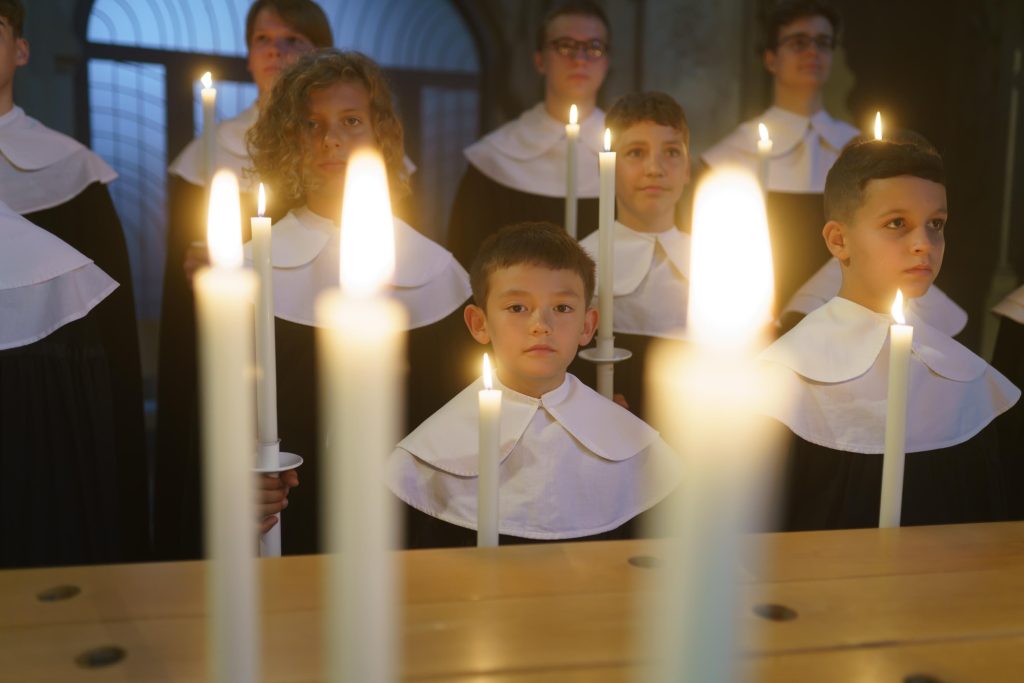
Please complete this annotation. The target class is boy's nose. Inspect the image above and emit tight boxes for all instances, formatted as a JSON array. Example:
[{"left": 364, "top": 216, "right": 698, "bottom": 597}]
[{"left": 530, "top": 310, "right": 553, "bottom": 333}]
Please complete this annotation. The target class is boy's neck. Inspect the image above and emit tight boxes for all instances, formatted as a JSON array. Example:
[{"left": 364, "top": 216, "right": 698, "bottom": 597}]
[
  {"left": 305, "top": 190, "right": 342, "bottom": 225},
  {"left": 836, "top": 281, "right": 896, "bottom": 316},
  {"left": 544, "top": 92, "right": 596, "bottom": 124},
  {"left": 772, "top": 85, "right": 824, "bottom": 118},
  {"left": 616, "top": 203, "right": 675, "bottom": 234},
  {"left": 0, "top": 87, "right": 13, "bottom": 117},
  {"left": 496, "top": 368, "right": 566, "bottom": 399}
]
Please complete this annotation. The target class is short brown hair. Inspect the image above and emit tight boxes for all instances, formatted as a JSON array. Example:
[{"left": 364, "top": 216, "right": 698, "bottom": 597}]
[
  {"left": 0, "top": 0, "right": 24, "bottom": 38},
  {"left": 605, "top": 91, "right": 690, "bottom": 148},
  {"left": 470, "top": 222, "right": 596, "bottom": 308},
  {"left": 535, "top": 0, "right": 611, "bottom": 52},
  {"left": 247, "top": 49, "right": 408, "bottom": 208},
  {"left": 245, "top": 0, "right": 333, "bottom": 51},
  {"left": 761, "top": 0, "right": 841, "bottom": 53}
]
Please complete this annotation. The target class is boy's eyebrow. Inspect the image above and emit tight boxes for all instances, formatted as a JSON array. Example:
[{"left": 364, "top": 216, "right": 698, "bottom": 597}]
[
  {"left": 873, "top": 206, "right": 948, "bottom": 218},
  {"left": 494, "top": 288, "right": 582, "bottom": 298}
]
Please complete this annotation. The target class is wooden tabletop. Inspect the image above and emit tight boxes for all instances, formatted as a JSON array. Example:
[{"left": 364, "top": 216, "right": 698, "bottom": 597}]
[{"left": 2, "top": 521, "right": 1023, "bottom": 681}]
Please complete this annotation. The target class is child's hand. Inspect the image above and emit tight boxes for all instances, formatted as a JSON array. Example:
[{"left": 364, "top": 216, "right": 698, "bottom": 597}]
[
  {"left": 257, "top": 469, "right": 299, "bottom": 535},
  {"left": 613, "top": 393, "right": 630, "bottom": 411}
]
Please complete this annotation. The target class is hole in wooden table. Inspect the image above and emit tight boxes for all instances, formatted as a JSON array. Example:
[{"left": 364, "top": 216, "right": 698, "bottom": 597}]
[
  {"left": 627, "top": 555, "right": 661, "bottom": 569},
  {"left": 75, "top": 646, "right": 126, "bottom": 669},
  {"left": 36, "top": 585, "right": 80, "bottom": 602},
  {"left": 752, "top": 603, "right": 798, "bottom": 622}
]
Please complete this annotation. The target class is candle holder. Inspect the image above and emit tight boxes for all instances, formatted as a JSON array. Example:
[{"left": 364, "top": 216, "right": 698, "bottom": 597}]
[
  {"left": 578, "top": 336, "right": 632, "bottom": 400},
  {"left": 253, "top": 440, "right": 304, "bottom": 558}
]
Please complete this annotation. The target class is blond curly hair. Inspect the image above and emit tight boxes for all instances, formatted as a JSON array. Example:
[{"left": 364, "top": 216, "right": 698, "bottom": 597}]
[{"left": 247, "top": 49, "right": 409, "bottom": 208}]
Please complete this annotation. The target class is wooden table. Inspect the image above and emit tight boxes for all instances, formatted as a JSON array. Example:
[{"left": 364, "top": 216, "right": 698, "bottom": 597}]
[{"left": 2, "top": 521, "right": 1023, "bottom": 681}]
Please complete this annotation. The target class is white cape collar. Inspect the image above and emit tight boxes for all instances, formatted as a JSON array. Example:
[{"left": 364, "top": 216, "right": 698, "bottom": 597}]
[
  {"left": 0, "top": 200, "right": 94, "bottom": 288},
  {"left": 993, "top": 284, "right": 1024, "bottom": 325},
  {"left": 168, "top": 105, "right": 258, "bottom": 189},
  {"left": 580, "top": 222, "right": 690, "bottom": 296},
  {"left": 705, "top": 107, "right": 859, "bottom": 162},
  {"left": 464, "top": 102, "right": 604, "bottom": 197}
]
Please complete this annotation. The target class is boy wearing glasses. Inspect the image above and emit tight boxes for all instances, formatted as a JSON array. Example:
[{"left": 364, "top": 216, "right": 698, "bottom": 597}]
[
  {"left": 447, "top": 0, "right": 611, "bottom": 268},
  {"left": 702, "top": 0, "right": 858, "bottom": 312}
]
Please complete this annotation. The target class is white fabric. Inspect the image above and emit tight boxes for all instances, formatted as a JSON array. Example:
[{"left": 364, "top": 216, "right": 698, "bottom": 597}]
[
  {"left": 0, "top": 106, "right": 117, "bottom": 213},
  {"left": 702, "top": 106, "right": 859, "bottom": 194},
  {"left": 0, "top": 201, "right": 117, "bottom": 349},
  {"left": 464, "top": 102, "right": 604, "bottom": 198},
  {"left": 782, "top": 258, "right": 968, "bottom": 336},
  {"left": 759, "top": 296, "right": 1020, "bottom": 454},
  {"left": 243, "top": 207, "right": 470, "bottom": 329},
  {"left": 579, "top": 222, "right": 690, "bottom": 339},
  {"left": 993, "top": 284, "right": 1024, "bottom": 324},
  {"left": 387, "top": 373, "right": 681, "bottom": 539}
]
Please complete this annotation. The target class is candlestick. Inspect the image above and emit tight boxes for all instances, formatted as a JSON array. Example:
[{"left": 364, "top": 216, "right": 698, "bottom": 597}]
[
  {"left": 317, "top": 148, "right": 403, "bottom": 683},
  {"left": 565, "top": 104, "right": 580, "bottom": 239},
  {"left": 477, "top": 353, "right": 501, "bottom": 547},
  {"left": 597, "top": 128, "right": 616, "bottom": 397},
  {"left": 194, "top": 169, "right": 258, "bottom": 683},
  {"left": 874, "top": 111, "right": 883, "bottom": 141},
  {"left": 201, "top": 72, "right": 217, "bottom": 184},
  {"left": 757, "top": 122, "right": 773, "bottom": 190},
  {"left": 880, "top": 289, "right": 912, "bottom": 528}
]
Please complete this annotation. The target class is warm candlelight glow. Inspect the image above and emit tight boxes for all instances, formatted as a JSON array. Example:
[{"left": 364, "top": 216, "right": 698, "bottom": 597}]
[
  {"left": 604, "top": 128, "right": 612, "bottom": 152},
  {"left": 339, "top": 148, "right": 395, "bottom": 297},
  {"left": 569, "top": 104, "right": 578, "bottom": 125},
  {"left": 207, "top": 170, "right": 243, "bottom": 269},
  {"left": 257, "top": 182, "right": 266, "bottom": 217},
  {"left": 891, "top": 289, "right": 906, "bottom": 325},
  {"left": 201, "top": 71, "right": 213, "bottom": 89},
  {"left": 482, "top": 353, "right": 493, "bottom": 390},
  {"left": 688, "top": 168, "right": 774, "bottom": 348},
  {"left": 874, "top": 111, "right": 883, "bottom": 140},
  {"left": 758, "top": 122, "right": 770, "bottom": 143}
]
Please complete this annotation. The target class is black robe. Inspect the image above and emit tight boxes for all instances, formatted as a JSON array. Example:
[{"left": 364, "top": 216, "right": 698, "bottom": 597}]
[
  {"left": 24, "top": 182, "right": 149, "bottom": 562},
  {"left": 991, "top": 317, "right": 1024, "bottom": 520}
]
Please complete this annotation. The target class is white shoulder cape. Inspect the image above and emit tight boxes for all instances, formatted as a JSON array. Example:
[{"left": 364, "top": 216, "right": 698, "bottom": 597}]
[{"left": 993, "top": 284, "right": 1024, "bottom": 324}]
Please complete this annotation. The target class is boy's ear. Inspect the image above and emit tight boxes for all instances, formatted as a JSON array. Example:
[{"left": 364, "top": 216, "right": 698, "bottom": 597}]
[
  {"left": 15, "top": 37, "right": 28, "bottom": 68},
  {"left": 532, "top": 50, "right": 546, "bottom": 76},
  {"left": 464, "top": 304, "right": 491, "bottom": 345},
  {"left": 763, "top": 49, "right": 776, "bottom": 75},
  {"left": 578, "top": 306, "right": 598, "bottom": 346},
  {"left": 822, "top": 220, "right": 850, "bottom": 262}
]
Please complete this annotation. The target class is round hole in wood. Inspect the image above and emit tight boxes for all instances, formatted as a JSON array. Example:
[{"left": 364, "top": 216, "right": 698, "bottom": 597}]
[
  {"left": 36, "top": 585, "right": 80, "bottom": 602},
  {"left": 75, "top": 646, "right": 126, "bottom": 669},
  {"left": 752, "top": 603, "right": 798, "bottom": 622},
  {"left": 627, "top": 555, "right": 661, "bottom": 569}
]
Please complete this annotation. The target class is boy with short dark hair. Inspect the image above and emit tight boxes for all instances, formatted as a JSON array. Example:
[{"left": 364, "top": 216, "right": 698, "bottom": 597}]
[
  {"left": 760, "top": 139, "right": 1020, "bottom": 530},
  {"left": 388, "top": 222, "right": 680, "bottom": 547}
]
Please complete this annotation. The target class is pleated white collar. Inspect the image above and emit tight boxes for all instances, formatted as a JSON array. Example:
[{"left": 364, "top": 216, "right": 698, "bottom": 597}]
[
  {"left": 580, "top": 221, "right": 690, "bottom": 295},
  {"left": 705, "top": 106, "right": 859, "bottom": 162},
  {"left": 994, "top": 284, "right": 1024, "bottom": 324}
]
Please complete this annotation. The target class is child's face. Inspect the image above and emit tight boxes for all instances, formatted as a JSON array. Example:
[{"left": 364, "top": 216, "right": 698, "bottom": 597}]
[
  {"left": 764, "top": 15, "right": 833, "bottom": 91},
  {"left": 300, "top": 80, "right": 375, "bottom": 197},
  {"left": 615, "top": 121, "right": 689, "bottom": 233},
  {"left": 828, "top": 176, "right": 947, "bottom": 312},
  {"left": 465, "top": 264, "right": 597, "bottom": 398},
  {"left": 534, "top": 14, "right": 609, "bottom": 107},
  {"left": 247, "top": 9, "right": 316, "bottom": 95},
  {"left": 0, "top": 16, "right": 28, "bottom": 98}
]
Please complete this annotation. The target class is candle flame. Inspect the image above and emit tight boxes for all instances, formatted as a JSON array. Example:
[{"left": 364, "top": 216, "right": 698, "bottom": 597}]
[
  {"left": 206, "top": 170, "right": 243, "bottom": 268},
  {"left": 758, "top": 122, "right": 770, "bottom": 143},
  {"left": 201, "top": 71, "right": 213, "bottom": 89},
  {"left": 257, "top": 182, "right": 266, "bottom": 217},
  {"left": 891, "top": 289, "right": 906, "bottom": 325},
  {"left": 569, "top": 104, "right": 578, "bottom": 125},
  {"left": 340, "top": 148, "right": 395, "bottom": 296},
  {"left": 482, "top": 353, "right": 493, "bottom": 389},
  {"left": 604, "top": 128, "right": 611, "bottom": 152},
  {"left": 874, "top": 111, "right": 883, "bottom": 140},
  {"left": 688, "top": 167, "right": 774, "bottom": 348}
]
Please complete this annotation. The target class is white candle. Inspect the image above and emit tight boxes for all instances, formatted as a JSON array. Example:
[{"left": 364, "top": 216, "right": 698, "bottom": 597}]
[
  {"left": 565, "top": 104, "right": 580, "bottom": 239},
  {"left": 194, "top": 170, "right": 259, "bottom": 683},
  {"left": 874, "top": 111, "right": 883, "bottom": 141},
  {"left": 317, "top": 149, "right": 403, "bottom": 683},
  {"left": 757, "top": 122, "right": 773, "bottom": 190},
  {"left": 477, "top": 353, "right": 501, "bottom": 547},
  {"left": 201, "top": 72, "right": 217, "bottom": 184},
  {"left": 880, "top": 289, "right": 912, "bottom": 528},
  {"left": 596, "top": 128, "right": 616, "bottom": 398}
]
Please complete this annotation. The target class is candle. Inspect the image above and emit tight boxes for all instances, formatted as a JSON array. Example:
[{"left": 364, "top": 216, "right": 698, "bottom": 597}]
[
  {"left": 477, "top": 353, "right": 501, "bottom": 547},
  {"left": 201, "top": 72, "right": 217, "bottom": 184},
  {"left": 880, "top": 289, "right": 912, "bottom": 528},
  {"left": 596, "top": 128, "right": 616, "bottom": 398},
  {"left": 317, "top": 148, "right": 403, "bottom": 683},
  {"left": 874, "top": 111, "right": 883, "bottom": 141},
  {"left": 565, "top": 104, "right": 580, "bottom": 239},
  {"left": 251, "top": 182, "right": 282, "bottom": 556},
  {"left": 194, "top": 170, "right": 259, "bottom": 683},
  {"left": 757, "top": 122, "right": 773, "bottom": 189}
]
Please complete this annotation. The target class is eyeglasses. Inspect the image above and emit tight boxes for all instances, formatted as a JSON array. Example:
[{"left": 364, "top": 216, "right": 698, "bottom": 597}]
[
  {"left": 547, "top": 37, "right": 609, "bottom": 61},
  {"left": 777, "top": 33, "right": 836, "bottom": 53}
]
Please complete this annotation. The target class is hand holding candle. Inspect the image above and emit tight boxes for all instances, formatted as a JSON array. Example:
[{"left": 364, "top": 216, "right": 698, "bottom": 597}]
[
  {"left": 477, "top": 353, "right": 501, "bottom": 547},
  {"left": 565, "top": 104, "right": 580, "bottom": 239},
  {"left": 880, "top": 289, "right": 912, "bottom": 528}
]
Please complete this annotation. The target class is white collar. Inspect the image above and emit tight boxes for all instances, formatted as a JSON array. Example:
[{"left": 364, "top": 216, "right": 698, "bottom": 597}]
[
  {"left": 0, "top": 200, "right": 93, "bottom": 288},
  {"left": 994, "top": 284, "right": 1024, "bottom": 324},
  {"left": 168, "top": 105, "right": 259, "bottom": 189},
  {"left": 580, "top": 222, "right": 690, "bottom": 296},
  {"left": 706, "top": 107, "right": 859, "bottom": 161},
  {"left": 464, "top": 102, "right": 605, "bottom": 197},
  {"left": 760, "top": 296, "right": 1020, "bottom": 453},
  {"left": 0, "top": 106, "right": 114, "bottom": 172},
  {"left": 781, "top": 258, "right": 968, "bottom": 336}
]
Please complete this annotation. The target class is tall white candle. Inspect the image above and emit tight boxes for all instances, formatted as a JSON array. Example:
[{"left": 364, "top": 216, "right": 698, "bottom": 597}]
[
  {"left": 880, "top": 289, "right": 912, "bottom": 528},
  {"left": 317, "top": 149, "right": 403, "bottom": 683},
  {"left": 200, "top": 72, "right": 217, "bottom": 184},
  {"left": 565, "top": 104, "right": 580, "bottom": 239},
  {"left": 757, "top": 122, "right": 773, "bottom": 190},
  {"left": 874, "top": 111, "right": 883, "bottom": 141},
  {"left": 194, "top": 170, "right": 259, "bottom": 683},
  {"left": 477, "top": 353, "right": 501, "bottom": 547},
  {"left": 596, "top": 128, "right": 616, "bottom": 398}
]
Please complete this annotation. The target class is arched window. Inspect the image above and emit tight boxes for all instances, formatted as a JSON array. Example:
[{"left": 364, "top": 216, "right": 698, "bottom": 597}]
[{"left": 82, "top": 0, "right": 482, "bottom": 320}]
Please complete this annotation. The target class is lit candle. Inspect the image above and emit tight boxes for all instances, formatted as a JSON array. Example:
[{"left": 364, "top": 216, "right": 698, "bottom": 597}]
[
  {"left": 565, "top": 104, "right": 580, "bottom": 239},
  {"left": 880, "top": 289, "right": 912, "bottom": 528},
  {"left": 194, "top": 170, "right": 259, "bottom": 683},
  {"left": 316, "top": 148, "right": 403, "bottom": 683},
  {"left": 596, "top": 128, "right": 616, "bottom": 398},
  {"left": 757, "top": 122, "right": 773, "bottom": 189},
  {"left": 200, "top": 72, "right": 217, "bottom": 183},
  {"left": 251, "top": 183, "right": 282, "bottom": 557},
  {"left": 477, "top": 353, "right": 501, "bottom": 547},
  {"left": 874, "top": 111, "right": 883, "bottom": 141}
]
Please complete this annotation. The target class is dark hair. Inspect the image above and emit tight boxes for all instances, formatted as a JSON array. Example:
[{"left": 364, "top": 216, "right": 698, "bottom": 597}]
[
  {"left": 606, "top": 91, "right": 690, "bottom": 148},
  {"left": 0, "top": 0, "right": 24, "bottom": 38},
  {"left": 761, "top": 0, "right": 840, "bottom": 52},
  {"left": 470, "top": 222, "right": 596, "bottom": 307},
  {"left": 535, "top": 0, "right": 611, "bottom": 52},
  {"left": 245, "top": 0, "right": 333, "bottom": 51},
  {"left": 823, "top": 139, "right": 945, "bottom": 222},
  {"left": 247, "top": 49, "right": 408, "bottom": 206}
]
